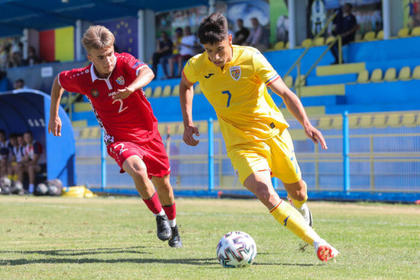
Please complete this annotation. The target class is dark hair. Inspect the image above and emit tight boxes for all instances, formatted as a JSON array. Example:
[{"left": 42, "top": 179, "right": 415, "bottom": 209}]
[{"left": 198, "top": 13, "right": 228, "bottom": 44}]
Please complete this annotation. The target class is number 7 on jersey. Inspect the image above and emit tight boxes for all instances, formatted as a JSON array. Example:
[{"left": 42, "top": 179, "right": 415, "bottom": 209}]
[{"left": 222, "top": 90, "right": 232, "bottom": 107}]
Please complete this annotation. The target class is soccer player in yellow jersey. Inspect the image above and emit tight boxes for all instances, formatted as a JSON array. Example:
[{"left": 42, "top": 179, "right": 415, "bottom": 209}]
[{"left": 179, "top": 13, "right": 339, "bottom": 262}]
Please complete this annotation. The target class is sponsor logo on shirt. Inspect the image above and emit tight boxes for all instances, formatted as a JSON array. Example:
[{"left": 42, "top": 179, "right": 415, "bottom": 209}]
[
  {"left": 91, "top": 89, "right": 99, "bottom": 98},
  {"left": 204, "top": 73, "right": 214, "bottom": 79},
  {"left": 116, "top": 76, "right": 125, "bottom": 85},
  {"left": 229, "top": 66, "right": 241, "bottom": 81}
]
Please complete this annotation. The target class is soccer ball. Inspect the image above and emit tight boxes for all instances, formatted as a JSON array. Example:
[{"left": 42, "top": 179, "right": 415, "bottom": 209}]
[{"left": 216, "top": 231, "right": 257, "bottom": 268}]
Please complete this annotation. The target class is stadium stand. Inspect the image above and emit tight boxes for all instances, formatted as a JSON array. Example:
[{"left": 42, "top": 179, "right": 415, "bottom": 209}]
[
  {"left": 398, "top": 27, "right": 410, "bottom": 38},
  {"left": 411, "top": 26, "right": 420, "bottom": 37},
  {"left": 383, "top": 68, "right": 396, "bottom": 82},
  {"left": 363, "top": 31, "right": 376, "bottom": 41},
  {"left": 301, "top": 38, "right": 312, "bottom": 48},
  {"left": 273, "top": 41, "right": 285, "bottom": 50},
  {"left": 313, "top": 37, "right": 325, "bottom": 46},
  {"left": 370, "top": 68, "right": 383, "bottom": 82},
  {"left": 398, "top": 66, "right": 411, "bottom": 81}
]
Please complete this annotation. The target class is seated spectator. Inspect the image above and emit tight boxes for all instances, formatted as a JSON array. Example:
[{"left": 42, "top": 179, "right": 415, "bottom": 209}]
[
  {"left": 0, "top": 70, "right": 12, "bottom": 91},
  {"left": 0, "top": 43, "right": 9, "bottom": 70},
  {"left": 9, "top": 43, "right": 24, "bottom": 68},
  {"left": 233, "top": 19, "right": 250, "bottom": 45},
  {"left": 8, "top": 133, "right": 25, "bottom": 183},
  {"left": 246, "top": 17, "right": 269, "bottom": 52},
  {"left": 151, "top": 31, "right": 173, "bottom": 79},
  {"left": 0, "top": 130, "right": 8, "bottom": 178},
  {"left": 24, "top": 46, "right": 41, "bottom": 66},
  {"left": 19, "top": 131, "right": 45, "bottom": 194},
  {"left": 13, "top": 78, "right": 26, "bottom": 90},
  {"left": 171, "top": 26, "right": 199, "bottom": 78},
  {"left": 168, "top": 27, "right": 183, "bottom": 78}
]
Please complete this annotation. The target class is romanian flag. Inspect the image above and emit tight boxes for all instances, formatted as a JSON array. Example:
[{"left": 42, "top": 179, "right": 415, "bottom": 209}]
[{"left": 39, "top": 26, "right": 74, "bottom": 62}]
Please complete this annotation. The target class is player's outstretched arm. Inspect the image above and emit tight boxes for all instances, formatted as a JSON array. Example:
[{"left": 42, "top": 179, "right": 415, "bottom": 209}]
[
  {"left": 179, "top": 75, "right": 199, "bottom": 146},
  {"left": 113, "top": 66, "right": 155, "bottom": 100},
  {"left": 48, "top": 77, "right": 64, "bottom": 137},
  {"left": 269, "top": 78, "right": 328, "bottom": 150}
]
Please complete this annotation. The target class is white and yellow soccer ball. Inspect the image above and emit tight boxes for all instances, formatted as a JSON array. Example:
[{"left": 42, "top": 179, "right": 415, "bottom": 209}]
[{"left": 216, "top": 231, "right": 257, "bottom": 268}]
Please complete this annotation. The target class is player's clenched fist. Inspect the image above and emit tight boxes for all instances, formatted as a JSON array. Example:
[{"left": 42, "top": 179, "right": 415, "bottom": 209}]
[{"left": 183, "top": 125, "right": 200, "bottom": 146}]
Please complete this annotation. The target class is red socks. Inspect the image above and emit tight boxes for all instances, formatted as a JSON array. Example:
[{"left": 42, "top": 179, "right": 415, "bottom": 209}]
[
  {"left": 163, "top": 203, "right": 176, "bottom": 220},
  {"left": 143, "top": 193, "right": 163, "bottom": 215}
]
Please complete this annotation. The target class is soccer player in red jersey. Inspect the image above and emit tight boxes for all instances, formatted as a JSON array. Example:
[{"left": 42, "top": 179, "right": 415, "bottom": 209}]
[{"left": 48, "top": 25, "right": 182, "bottom": 248}]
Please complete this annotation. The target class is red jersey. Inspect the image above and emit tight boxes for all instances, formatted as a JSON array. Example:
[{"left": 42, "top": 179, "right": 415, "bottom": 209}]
[{"left": 58, "top": 52, "right": 158, "bottom": 144}]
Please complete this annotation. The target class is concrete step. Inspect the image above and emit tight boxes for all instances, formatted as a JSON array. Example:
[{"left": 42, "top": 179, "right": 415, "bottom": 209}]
[
  {"left": 316, "top": 62, "right": 366, "bottom": 76},
  {"left": 73, "top": 102, "right": 91, "bottom": 112},
  {"left": 281, "top": 106, "right": 325, "bottom": 119},
  {"left": 299, "top": 84, "right": 345, "bottom": 97},
  {"left": 306, "top": 73, "right": 358, "bottom": 86},
  {"left": 71, "top": 120, "right": 87, "bottom": 127}
]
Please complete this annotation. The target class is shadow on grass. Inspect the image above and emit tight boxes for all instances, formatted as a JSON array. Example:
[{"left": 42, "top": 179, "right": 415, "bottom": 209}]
[
  {"left": 0, "top": 257, "right": 216, "bottom": 266},
  {"left": 0, "top": 248, "right": 321, "bottom": 267},
  {"left": 0, "top": 246, "right": 149, "bottom": 257}
]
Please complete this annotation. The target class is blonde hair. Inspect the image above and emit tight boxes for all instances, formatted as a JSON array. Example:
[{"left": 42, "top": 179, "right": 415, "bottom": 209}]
[{"left": 82, "top": 25, "right": 115, "bottom": 52}]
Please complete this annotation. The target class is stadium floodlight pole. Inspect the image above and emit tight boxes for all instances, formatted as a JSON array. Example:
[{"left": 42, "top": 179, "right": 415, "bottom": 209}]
[
  {"left": 100, "top": 128, "right": 106, "bottom": 192},
  {"left": 342, "top": 111, "right": 350, "bottom": 194},
  {"left": 208, "top": 118, "right": 214, "bottom": 192}
]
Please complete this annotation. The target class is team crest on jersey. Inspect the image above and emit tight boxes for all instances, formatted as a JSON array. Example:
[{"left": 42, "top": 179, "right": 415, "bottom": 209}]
[
  {"left": 116, "top": 76, "right": 125, "bottom": 85},
  {"left": 229, "top": 66, "right": 241, "bottom": 81},
  {"left": 91, "top": 89, "right": 99, "bottom": 98}
]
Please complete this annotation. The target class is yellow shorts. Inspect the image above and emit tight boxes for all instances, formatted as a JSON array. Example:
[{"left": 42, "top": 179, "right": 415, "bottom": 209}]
[{"left": 227, "top": 129, "right": 301, "bottom": 185}]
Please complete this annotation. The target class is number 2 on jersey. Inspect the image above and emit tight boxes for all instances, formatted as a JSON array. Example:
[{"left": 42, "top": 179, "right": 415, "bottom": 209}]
[
  {"left": 112, "top": 98, "right": 128, "bottom": 113},
  {"left": 221, "top": 90, "right": 232, "bottom": 107}
]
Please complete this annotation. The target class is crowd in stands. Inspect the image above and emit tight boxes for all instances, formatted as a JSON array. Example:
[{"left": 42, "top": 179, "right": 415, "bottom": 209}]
[
  {"left": 0, "top": 129, "right": 45, "bottom": 195},
  {"left": 0, "top": 43, "right": 41, "bottom": 70},
  {"left": 151, "top": 17, "right": 270, "bottom": 79}
]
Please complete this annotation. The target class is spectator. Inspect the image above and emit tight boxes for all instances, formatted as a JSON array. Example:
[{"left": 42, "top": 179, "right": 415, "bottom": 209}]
[
  {"left": 24, "top": 46, "right": 41, "bottom": 66},
  {"left": 0, "top": 43, "right": 9, "bottom": 70},
  {"left": 233, "top": 19, "right": 250, "bottom": 45},
  {"left": 246, "top": 17, "right": 269, "bottom": 52},
  {"left": 168, "top": 27, "right": 183, "bottom": 78},
  {"left": 13, "top": 78, "right": 26, "bottom": 90},
  {"left": 172, "top": 26, "right": 199, "bottom": 78},
  {"left": 9, "top": 43, "right": 24, "bottom": 68},
  {"left": 330, "top": 3, "right": 358, "bottom": 64},
  {"left": 151, "top": 31, "right": 173, "bottom": 79},
  {"left": 7, "top": 133, "right": 24, "bottom": 182},
  {"left": 0, "top": 70, "right": 12, "bottom": 91},
  {"left": 0, "top": 130, "right": 8, "bottom": 178},
  {"left": 19, "top": 131, "right": 45, "bottom": 194}
]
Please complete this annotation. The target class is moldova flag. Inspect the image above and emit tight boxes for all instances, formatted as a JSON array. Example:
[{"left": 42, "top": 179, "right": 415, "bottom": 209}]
[{"left": 39, "top": 26, "right": 75, "bottom": 62}]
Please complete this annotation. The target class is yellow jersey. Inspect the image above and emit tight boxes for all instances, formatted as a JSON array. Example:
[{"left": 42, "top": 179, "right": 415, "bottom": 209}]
[{"left": 183, "top": 45, "right": 289, "bottom": 149}]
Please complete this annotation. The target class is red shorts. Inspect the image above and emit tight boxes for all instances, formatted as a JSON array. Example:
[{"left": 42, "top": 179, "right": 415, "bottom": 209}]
[{"left": 107, "top": 133, "right": 170, "bottom": 178}]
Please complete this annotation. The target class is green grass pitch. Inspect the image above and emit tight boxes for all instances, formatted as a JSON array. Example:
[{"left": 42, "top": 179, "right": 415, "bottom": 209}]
[{"left": 0, "top": 196, "right": 419, "bottom": 279}]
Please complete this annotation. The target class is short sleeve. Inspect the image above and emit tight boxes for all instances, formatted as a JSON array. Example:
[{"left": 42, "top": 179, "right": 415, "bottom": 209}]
[
  {"left": 58, "top": 70, "right": 82, "bottom": 93},
  {"left": 182, "top": 58, "right": 198, "bottom": 85},
  {"left": 252, "top": 50, "right": 280, "bottom": 87},
  {"left": 119, "top": 53, "right": 148, "bottom": 77}
]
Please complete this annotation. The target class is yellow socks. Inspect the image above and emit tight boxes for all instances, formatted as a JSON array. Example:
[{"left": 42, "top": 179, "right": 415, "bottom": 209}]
[
  {"left": 289, "top": 194, "right": 308, "bottom": 209},
  {"left": 270, "top": 200, "right": 319, "bottom": 246}
]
